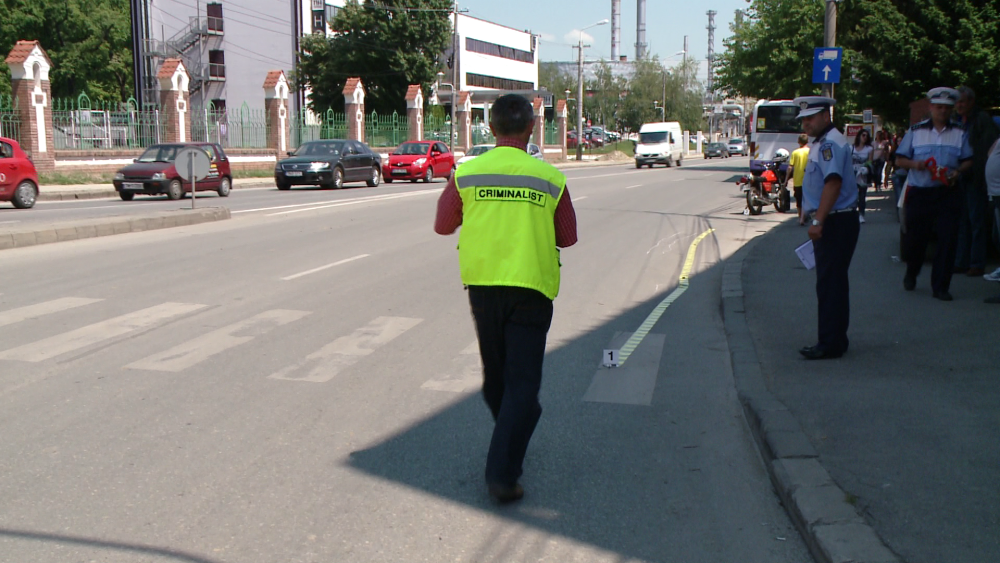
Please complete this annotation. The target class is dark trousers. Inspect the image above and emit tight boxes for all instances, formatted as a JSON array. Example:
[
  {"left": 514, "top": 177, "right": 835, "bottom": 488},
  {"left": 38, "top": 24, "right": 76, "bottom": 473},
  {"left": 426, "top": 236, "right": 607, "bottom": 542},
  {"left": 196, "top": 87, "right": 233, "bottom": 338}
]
[
  {"left": 954, "top": 179, "right": 989, "bottom": 270},
  {"left": 857, "top": 183, "right": 868, "bottom": 216},
  {"left": 904, "top": 187, "right": 963, "bottom": 293},
  {"left": 467, "top": 285, "right": 553, "bottom": 486},
  {"left": 814, "top": 211, "right": 860, "bottom": 354}
]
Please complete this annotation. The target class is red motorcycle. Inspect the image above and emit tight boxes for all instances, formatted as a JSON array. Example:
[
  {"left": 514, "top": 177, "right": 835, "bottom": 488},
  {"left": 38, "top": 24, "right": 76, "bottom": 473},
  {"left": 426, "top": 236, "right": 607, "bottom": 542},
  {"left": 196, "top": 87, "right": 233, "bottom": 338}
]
[{"left": 737, "top": 160, "right": 790, "bottom": 215}]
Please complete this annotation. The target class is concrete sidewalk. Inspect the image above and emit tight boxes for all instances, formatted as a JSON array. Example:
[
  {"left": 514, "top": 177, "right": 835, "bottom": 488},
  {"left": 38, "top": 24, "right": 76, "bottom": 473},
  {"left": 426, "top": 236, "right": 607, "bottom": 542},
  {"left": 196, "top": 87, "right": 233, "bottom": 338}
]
[{"left": 725, "top": 191, "right": 1000, "bottom": 563}]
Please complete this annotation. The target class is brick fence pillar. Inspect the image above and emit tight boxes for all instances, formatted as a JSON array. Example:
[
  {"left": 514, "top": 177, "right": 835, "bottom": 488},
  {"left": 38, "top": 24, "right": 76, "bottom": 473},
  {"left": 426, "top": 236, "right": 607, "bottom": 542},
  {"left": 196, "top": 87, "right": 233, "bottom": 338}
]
[
  {"left": 343, "top": 77, "right": 365, "bottom": 142},
  {"left": 456, "top": 92, "right": 472, "bottom": 152},
  {"left": 532, "top": 97, "right": 544, "bottom": 149},
  {"left": 405, "top": 85, "right": 423, "bottom": 142},
  {"left": 5, "top": 41, "right": 55, "bottom": 172},
  {"left": 556, "top": 99, "right": 568, "bottom": 159},
  {"left": 263, "top": 70, "right": 290, "bottom": 154},
  {"left": 696, "top": 130, "right": 704, "bottom": 154},
  {"left": 157, "top": 58, "right": 191, "bottom": 143}
]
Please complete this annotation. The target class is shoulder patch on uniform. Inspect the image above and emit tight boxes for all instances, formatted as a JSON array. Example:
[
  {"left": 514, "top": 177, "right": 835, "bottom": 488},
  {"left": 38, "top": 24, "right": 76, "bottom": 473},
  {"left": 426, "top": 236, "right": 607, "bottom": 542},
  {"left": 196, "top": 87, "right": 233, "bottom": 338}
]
[{"left": 821, "top": 143, "right": 834, "bottom": 161}]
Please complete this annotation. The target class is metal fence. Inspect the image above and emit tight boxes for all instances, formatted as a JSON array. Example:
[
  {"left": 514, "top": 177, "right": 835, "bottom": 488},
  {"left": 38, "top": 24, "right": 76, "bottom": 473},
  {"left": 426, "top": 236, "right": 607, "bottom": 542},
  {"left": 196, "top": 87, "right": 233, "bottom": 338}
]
[
  {"left": 472, "top": 119, "right": 495, "bottom": 146},
  {"left": 424, "top": 113, "right": 454, "bottom": 146},
  {"left": 365, "top": 111, "right": 408, "bottom": 148},
  {"left": 190, "top": 102, "right": 268, "bottom": 149},
  {"left": 291, "top": 109, "right": 347, "bottom": 149},
  {"left": 52, "top": 93, "right": 162, "bottom": 149},
  {"left": 0, "top": 95, "right": 20, "bottom": 144},
  {"left": 544, "top": 121, "right": 560, "bottom": 146}
]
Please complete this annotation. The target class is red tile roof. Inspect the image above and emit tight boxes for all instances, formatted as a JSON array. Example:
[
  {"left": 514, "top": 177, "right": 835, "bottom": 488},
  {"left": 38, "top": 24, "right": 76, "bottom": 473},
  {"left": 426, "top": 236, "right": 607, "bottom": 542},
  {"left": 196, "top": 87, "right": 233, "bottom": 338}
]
[
  {"left": 457, "top": 91, "right": 471, "bottom": 106},
  {"left": 342, "top": 77, "right": 362, "bottom": 95},
  {"left": 556, "top": 100, "right": 567, "bottom": 113},
  {"left": 263, "top": 70, "right": 285, "bottom": 89},
  {"left": 5, "top": 40, "right": 51, "bottom": 66},
  {"left": 532, "top": 97, "right": 544, "bottom": 111},
  {"left": 405, "top": 85, "right": 422, "bottom": 101},
  {"left": 156, "top": 58, "right": 185, "bottom": 79}
]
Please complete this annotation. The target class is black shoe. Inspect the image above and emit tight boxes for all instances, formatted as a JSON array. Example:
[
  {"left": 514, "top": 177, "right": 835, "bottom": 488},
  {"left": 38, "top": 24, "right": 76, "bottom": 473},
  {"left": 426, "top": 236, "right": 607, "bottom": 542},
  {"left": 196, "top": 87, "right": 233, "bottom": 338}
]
[
  {"left": 933, "top": 291, "right": 953, "bottom": 302},
  {"left": 487, "top": 482, "right": 524, "bottom": 504},
  {"left": 903, "top": 275, "right": 916, "bottom": 291},
  {"left": 985, "top": 294, "right": 1000, "bottom": 304},
  {"left": 799, "top": 345, "right": 844, "bottom": 360}
]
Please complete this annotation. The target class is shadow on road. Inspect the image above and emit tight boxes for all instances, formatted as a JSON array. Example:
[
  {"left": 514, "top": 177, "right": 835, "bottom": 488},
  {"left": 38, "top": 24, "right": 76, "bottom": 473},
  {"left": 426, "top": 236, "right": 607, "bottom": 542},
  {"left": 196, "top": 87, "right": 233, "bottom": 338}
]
[{"left": 0, "top": 528, "right": 224, "bottom": 563}]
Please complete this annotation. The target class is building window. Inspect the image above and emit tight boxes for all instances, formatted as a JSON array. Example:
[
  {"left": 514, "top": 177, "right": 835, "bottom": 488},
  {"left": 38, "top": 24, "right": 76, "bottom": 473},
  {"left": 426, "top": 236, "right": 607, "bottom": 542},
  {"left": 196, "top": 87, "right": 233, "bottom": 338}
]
[
  {"left": 208, "top": 50, "right": 226, "bottom": 79},
  {"left": 206, "top": 2, "right": 224, "bottom": 33},
  {"left": 466, "top": 73, "right": 534, "bottom": 91},
  {"left": 465, "top": 38, "right": 534, "bottom": 64},
  {"left": 325, "top": 5, "right": 340, "bottom": 22}
]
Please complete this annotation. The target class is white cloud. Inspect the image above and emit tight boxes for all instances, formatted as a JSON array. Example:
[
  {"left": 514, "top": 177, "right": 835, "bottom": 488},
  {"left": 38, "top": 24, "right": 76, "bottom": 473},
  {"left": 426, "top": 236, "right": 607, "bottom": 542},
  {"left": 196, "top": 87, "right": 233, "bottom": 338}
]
[
  {"left": 538, "top": 32, "right": 556, "bottom": 43},
  {"left": 564, "top": 30, "right": 594, "bottom": 45}
]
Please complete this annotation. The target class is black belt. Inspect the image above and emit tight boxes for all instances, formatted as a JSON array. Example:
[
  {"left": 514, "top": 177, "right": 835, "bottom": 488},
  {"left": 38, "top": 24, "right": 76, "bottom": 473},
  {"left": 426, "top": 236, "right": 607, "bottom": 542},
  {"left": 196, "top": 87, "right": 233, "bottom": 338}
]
[{"left": 808, "top": 207, "right": 856, "bottom": 217}]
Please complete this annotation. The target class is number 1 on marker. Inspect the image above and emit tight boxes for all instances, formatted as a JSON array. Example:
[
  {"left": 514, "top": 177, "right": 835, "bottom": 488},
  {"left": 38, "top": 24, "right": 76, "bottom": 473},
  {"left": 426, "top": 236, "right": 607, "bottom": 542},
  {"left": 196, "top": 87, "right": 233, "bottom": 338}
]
[{"left": 603, "top": 349, "right": 620, "bottom": 368}]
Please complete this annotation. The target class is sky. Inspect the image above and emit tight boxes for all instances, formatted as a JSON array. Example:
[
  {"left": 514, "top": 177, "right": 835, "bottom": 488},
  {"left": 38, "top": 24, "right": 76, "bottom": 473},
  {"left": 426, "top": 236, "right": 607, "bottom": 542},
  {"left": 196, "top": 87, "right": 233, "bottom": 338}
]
[{"left": 460, "top": 0, "right": 749, "bottom": 84}]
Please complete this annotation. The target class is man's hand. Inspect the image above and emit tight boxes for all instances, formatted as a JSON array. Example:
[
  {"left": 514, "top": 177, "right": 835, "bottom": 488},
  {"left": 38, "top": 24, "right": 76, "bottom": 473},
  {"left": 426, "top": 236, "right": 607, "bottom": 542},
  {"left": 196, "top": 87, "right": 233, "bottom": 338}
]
[{"left": 808, "top": 224, "right": 823, "bottom": 241}]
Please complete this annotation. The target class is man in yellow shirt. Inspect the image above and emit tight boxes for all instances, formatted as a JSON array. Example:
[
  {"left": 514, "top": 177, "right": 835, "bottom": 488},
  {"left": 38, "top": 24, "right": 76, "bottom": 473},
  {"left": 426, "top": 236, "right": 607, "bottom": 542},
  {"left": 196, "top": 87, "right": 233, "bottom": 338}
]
[{"left": 787, "top": 134, "right": 810, "bottom": 225}]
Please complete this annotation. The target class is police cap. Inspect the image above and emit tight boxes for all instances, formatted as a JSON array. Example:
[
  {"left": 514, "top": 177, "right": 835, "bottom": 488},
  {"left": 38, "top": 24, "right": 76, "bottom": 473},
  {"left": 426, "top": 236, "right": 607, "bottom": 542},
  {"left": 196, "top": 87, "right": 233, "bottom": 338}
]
[
  {"left": 792, "top": 96, "right": 836, "bottom": 119},
  {"left": 927, "top": 87, "right": 959, "bottom": 106}
]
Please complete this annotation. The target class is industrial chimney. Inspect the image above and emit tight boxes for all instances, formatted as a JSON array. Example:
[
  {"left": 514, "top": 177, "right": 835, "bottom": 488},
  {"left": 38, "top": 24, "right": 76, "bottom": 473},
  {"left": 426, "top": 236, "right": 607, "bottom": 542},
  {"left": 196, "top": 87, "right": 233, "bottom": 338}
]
[
  {"left": 611, "top": 0, "right": 621, "bottom": 60},
  {"left": 635, "top": 0, "right": 647, "bottom": 60}
]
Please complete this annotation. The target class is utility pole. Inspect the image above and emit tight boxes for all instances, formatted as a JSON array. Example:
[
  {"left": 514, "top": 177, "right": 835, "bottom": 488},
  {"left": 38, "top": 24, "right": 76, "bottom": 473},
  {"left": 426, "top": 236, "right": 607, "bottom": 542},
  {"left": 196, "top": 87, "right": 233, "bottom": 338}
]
[
  {"left": 822, "top": 0, "right": 837, "bottom": 99},
  {"left": 575, "top": 41, "right": 585, "bottom": 161},
  {"left": 450, "top": 0, "right": 459, "bottom": 152}
]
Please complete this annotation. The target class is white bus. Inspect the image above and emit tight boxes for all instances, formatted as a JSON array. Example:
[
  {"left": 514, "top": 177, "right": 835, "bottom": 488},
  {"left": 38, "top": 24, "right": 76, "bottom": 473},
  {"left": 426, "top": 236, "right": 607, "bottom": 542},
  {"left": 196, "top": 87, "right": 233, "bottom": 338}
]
[{"left": 749, "top": 99, "right": 802, "bottom": 174}]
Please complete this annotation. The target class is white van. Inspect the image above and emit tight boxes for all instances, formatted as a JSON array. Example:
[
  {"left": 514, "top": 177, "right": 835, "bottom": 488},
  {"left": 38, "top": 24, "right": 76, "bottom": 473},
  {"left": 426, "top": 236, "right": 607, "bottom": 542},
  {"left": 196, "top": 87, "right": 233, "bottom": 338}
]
[{"left": 635, "top": 122, "right": 684, "bottom": 168}]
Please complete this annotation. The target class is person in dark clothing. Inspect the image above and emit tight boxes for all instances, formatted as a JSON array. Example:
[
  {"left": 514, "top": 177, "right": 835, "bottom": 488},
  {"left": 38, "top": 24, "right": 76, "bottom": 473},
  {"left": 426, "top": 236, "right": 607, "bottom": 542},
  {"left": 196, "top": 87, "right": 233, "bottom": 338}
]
[{"left": 953, "top": 86, "right": 1000, "bottom": 277}]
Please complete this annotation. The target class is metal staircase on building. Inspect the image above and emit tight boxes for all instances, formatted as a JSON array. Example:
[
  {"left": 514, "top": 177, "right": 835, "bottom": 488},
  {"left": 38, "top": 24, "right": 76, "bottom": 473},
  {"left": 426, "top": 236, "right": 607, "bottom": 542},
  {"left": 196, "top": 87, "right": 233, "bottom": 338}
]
[{"left": 142, "top": 15, "right": 224, "bottom": 100}]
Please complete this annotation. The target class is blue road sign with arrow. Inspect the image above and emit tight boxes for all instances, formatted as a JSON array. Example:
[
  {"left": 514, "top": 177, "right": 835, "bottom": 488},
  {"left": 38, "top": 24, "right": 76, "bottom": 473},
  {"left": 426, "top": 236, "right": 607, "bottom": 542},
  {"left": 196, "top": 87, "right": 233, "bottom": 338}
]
[{"left": 813, "top": 47, "right": 842, "bottom": 84}]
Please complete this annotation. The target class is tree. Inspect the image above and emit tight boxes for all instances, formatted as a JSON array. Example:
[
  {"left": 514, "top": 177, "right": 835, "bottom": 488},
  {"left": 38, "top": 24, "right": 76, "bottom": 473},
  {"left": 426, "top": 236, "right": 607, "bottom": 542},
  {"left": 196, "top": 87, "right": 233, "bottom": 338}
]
[
  {"left": 0, "top": 0, "right": 133, "bottom": 100},
  {"left": 538, "top": 62, "right": 575, "bottom": 101},
  {"left": 295, "top": 0, "right": 453, "bottom": 114},
  {"left": 618, "top": 57, "right": 706, "bottom": 134}
]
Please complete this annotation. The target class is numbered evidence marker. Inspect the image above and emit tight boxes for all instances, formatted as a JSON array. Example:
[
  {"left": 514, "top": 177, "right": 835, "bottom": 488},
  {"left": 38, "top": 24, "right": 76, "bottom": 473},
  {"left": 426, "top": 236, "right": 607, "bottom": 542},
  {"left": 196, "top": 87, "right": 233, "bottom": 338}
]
[
  {"left": 584, "top": 331, "right": 666, "bottom": 406},
  {"left": 602, "top": 349, "right": 620, "bottom": 368}
]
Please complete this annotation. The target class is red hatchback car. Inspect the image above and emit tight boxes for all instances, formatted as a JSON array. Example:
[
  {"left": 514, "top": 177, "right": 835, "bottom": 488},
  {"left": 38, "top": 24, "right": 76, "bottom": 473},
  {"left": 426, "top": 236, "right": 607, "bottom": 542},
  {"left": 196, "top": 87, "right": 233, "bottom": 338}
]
[
  {"left": 383, "top": 141, "right": 455, "bottom": 183},
  {"left": 113, "top": 143, "right": 232, "bottom": 201},
  {"left": 0, "top": 136, "right": 40, "bottom": 208}
]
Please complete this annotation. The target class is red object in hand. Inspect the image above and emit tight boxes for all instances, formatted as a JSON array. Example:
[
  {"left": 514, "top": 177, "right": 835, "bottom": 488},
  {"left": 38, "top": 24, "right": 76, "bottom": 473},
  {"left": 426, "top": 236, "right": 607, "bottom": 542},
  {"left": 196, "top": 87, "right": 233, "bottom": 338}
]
[{"left": 924, "top": 157, "right": 950, "bottom": 183}]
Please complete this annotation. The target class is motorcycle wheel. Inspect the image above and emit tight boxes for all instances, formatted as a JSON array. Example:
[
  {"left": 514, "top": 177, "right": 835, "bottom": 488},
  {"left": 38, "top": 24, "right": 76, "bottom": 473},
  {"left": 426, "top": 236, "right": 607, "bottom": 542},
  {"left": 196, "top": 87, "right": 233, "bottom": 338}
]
[
  {"left": 747, "top": 190, "right": 763, "bottom": 215},
  {"left": 777, "top": 188, "right": 791, "bottom": 213}
]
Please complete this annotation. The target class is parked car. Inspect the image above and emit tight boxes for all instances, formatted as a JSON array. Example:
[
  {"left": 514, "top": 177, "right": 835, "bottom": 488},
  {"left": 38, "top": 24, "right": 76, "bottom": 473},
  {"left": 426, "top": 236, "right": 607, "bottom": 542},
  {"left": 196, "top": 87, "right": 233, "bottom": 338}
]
[
  {"left": 383, "top": 141, "right": 454, "bottom": 183},
  {"left": 275, "top": 140, "right": 381, "bottom": 190},
  {"left": 457, "top": 144, "right": 494, "bottom": 165},
  {"left": 567, "top": 131, "right": 590, "bottom": 149},
  {"left": 584, "top": 128, "right": 606, "bottom": 147},
  {"left": 528, "top": 143, "right": 544, "bottom": 161},
  {"left": 705, "top": 142, "right": 731, "bottom": 159},
  {"left": 113, "top": 142, "right": 232, "bottom": 201},
  {"left": 727, "top": 138, "right": 747, "bottom": 156},
  {"left": 0, "top": 136, "right": 39, "bottom": 209}
]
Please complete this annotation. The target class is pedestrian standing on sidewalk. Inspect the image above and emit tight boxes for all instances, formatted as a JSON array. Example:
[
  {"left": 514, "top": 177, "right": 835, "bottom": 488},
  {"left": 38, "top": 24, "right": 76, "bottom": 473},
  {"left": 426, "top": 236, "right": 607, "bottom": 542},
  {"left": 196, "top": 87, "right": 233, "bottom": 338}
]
[
  {"left": 952, "top": 86, "right": 1000, "bottom": 277},
  {"left": 873, "top": 130, "right": 889, "bottom": 191},
  {"left": 434, "top": 94, "right": 578, "bottom": 503},
  {"left": 894, "top": 87, "right": 974, "bottom": 301},
  {"left": 794, "top": 96, "right": 859, "bottom": 360},
  {"left": 853, "top": 130, "right": 874, "bottom": 223},
  {"left": 787, "top": 134, "right": 810, "bottom": 225},
  {"left": 982, "top": 138, "right": 1000, "bottom": 303}
]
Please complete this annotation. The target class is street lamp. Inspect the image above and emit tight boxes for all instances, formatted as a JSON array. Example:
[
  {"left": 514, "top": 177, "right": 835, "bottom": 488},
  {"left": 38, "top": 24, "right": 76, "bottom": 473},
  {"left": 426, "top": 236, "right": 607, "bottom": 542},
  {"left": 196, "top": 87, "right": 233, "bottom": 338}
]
[
  {"left": 575, "top": 18, "right": 609, "bottom": 161},
  {"left": 653, "top": 101, "right": 665, "bottom": 120},
  {"left": 436, "top": 71, "right": 455, "bottom": 153}
]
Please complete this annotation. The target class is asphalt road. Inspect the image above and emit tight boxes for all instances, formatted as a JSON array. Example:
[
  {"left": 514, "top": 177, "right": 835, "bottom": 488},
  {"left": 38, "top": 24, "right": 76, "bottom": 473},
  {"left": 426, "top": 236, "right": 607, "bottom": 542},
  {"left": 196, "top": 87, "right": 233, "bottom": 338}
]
[{"left": 0, "top": 158, "right": 813, "bottom": 563}]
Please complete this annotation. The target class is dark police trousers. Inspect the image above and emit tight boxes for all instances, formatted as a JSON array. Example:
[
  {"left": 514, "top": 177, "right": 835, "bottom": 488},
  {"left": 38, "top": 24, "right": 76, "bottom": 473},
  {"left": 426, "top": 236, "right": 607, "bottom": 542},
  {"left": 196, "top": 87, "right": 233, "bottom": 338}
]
[
  {"left": 813, "top": 211, "right": 860, "bottom": 354},
  {"left": 467, "top": 285, "right": 553, "bottom": 486},
  {"left": 903, "top": 186, "right": 962, "bottom": 293}
]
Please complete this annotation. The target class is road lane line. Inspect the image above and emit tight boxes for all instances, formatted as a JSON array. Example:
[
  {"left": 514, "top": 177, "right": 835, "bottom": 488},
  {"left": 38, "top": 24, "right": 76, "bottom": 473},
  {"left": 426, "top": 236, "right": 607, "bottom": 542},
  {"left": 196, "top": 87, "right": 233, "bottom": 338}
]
[
  {"left": 281, "top": 254, "right": 370, "bottom": 281},
  {"left": 126, "top": 309, "right": 311, "bottom": 372},
  {"left": 268, "top": 316, "right": 423, "bottom": 383},
  {"left": 421, "top": 341, "right": 482, "bottom": 393},
  {"left": 572, "top": 196, "right": 588, "bottom": 202},
  {"left": 617, "top": 228, "right": 715, "bottom": 366},
  {"left": 623, "top": 184, "right": 643, "bottom": 189},
  {"left": 232, "top": 188, "right": 440, "bottom": 214},
  {"left": 0, "top": 303, "right": 207, "bottom": 362},
  {"left": 565, "top": 170, "right": 646, "bottom": 181},
  {"left": 265, "top": 190, "right": 440, "bottom": 216},
  {"left": 0, "top": 220, "right": 20, "bottom": 225},
  {"left": 0, "top": 298, "right": 104, "bottom": 328}
]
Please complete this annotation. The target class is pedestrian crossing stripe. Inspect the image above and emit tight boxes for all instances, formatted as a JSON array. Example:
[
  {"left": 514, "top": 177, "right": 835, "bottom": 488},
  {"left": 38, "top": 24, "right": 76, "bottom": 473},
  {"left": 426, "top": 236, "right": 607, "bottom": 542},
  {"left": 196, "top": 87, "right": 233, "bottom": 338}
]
[
  {"left": 0, "top": 297, "right": 103, "bottom": 328},
  {"left": 421, "top": 341, "right": 482, "bottom": 393}
]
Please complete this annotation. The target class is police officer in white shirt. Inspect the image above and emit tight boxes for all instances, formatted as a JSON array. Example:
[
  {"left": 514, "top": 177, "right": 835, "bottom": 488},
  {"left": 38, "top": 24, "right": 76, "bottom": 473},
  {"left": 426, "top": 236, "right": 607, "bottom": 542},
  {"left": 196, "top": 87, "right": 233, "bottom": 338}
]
[{"left": 795, "top": 96, "right": 859, "bottom": 360}]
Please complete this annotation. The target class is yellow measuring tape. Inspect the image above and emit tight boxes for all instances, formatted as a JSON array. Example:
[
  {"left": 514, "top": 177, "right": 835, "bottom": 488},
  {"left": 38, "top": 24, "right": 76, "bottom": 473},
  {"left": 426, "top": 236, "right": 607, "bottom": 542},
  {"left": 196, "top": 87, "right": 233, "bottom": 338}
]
[{"left": 617, "top": 228, "right": 715, "bottom": 365}]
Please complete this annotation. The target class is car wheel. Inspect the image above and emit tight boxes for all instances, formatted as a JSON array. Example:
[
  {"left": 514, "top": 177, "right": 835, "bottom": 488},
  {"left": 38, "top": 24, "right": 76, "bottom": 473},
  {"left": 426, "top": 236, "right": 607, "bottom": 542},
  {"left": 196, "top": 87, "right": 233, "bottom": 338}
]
[
  {"left": 424, "top": 168, "right": 434, "bottom": 183},
  {"left": 332, "top": 166, "right": 344, "bottom": 189},
  {"left": 366, "top": 166, "right": 381, "bottom": 187},
  {"left": 119, "top": 191, "right": 135, "bottom": 201},
  {"left": 410, "top": 179, "right": 418, "bottom": 183},
  {"left": 677, "top": 156, "right": 682, "bottom": 167},
  {"left": 384, "top": 177, "right": 393, "bottom": 183},
  {"left": 11, "top": 181, "right": 38, "bottom": 209},
  {"left": 217, "top": 177, "right": 232, "bottom": 197},
  {"left": 276, "top": 181, "right": 290, "bottom": 191},
  {"left": 635, "top": 161, "right": 642, "bottom": 169},
  {"left": 166, "top": 179, "right": 183, "bottom": 200}
]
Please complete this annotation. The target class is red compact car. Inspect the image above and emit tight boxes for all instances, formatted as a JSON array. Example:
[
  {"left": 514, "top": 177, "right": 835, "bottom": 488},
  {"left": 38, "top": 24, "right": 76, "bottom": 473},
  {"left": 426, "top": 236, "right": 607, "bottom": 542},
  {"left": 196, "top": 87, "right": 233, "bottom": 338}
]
[
  {"left": 383, "top": 141, "right": 455, "bottom": 183},
  {"left": 113, "top": 143, "right": 232, "bottom": 201},
  {"left": 0, "top": 136, "right": 40, "bottom": 209}
]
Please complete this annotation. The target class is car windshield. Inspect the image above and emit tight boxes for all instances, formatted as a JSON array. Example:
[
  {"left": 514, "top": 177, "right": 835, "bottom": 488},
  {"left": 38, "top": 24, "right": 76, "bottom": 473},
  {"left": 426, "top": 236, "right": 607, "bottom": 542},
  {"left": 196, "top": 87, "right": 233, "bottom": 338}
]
[
  {"left": 708, "top": 143, "right": 726, "bottom": 149},
  {"left": 394, "top": 143, "right": 430, "bottom": 156},
  {"left": 294, "top": 141, "right": 344, "bottom": 157},
  {"left": 137, "top": 145, "right": 183, "bottom": 163},
  {"left": 755, "top": 105, "right": 801, "bottom": 134},
  {"left": 639, "top": 132, "right": 669, "bottom": 144},
  {"left": 467, "top": 146, "right": 493, "bottom": 156},
  {"left": 729, "top": 139, "right": 744, "bottom": 145}
]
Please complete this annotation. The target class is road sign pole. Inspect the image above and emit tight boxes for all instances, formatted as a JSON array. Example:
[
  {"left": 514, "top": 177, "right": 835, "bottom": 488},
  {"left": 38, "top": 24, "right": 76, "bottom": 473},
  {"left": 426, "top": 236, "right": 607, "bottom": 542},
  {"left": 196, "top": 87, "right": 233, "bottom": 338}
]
[
  {"left": 190, "top": 159, "right": 196, "bottom": 210},
  {"left": 822, "top": 0, "right": 838, "bottom": 100}
]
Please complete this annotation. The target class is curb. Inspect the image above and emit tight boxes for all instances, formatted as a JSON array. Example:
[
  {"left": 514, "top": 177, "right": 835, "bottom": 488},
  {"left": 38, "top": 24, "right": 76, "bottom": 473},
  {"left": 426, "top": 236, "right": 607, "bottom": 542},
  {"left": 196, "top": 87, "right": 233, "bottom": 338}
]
[
  {"left": 721, "top": 235, "right": 902, "bottom": 563},
  {"left": 37, "top": 179, "right": 276, "bottom": 202},
  {"left": 0, "top": 207, "right": 231, "bottom": 251}
]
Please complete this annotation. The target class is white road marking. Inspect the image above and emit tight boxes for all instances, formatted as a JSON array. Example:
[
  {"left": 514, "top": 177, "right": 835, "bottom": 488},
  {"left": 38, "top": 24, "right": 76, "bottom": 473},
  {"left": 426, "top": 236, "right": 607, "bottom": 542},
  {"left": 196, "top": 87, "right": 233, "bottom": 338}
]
[
  {"left": 421, "top": 341, "right": 482, "bottom": 393},
  {"left": 231, "top": 188, "right": 440, "bottom": 214},
  {"left": 126, "top": 309, "right": 311, "bottom": 372},
  {"left": 281, "top": 254, "right": 370, "bottom": 281},
  {"left": 268, "top": 191, "right": 439, "bottom": 216},
  {"left": 0, "top": 297, "right": 103, "bottom": 328},
  {"left": 0, "top": 220, "right": 20, "bottom": 225},
  {"left": 268, "top": 316, "right": 423, "bottom": 383},
  {"left": 565, "top": 170, "right": 646, "bottom": 181},
  {"left": 623, "top": 184, "right": 643, "bottom": 190},
  {"left": 0, "top": 303, "right": 207, "bottom": 362},
  {"left": 572, "top": 196, "right": 588, "bottom": 202},
  {"left": 583, "top": 332, "right": 666, "bottom": 406}
]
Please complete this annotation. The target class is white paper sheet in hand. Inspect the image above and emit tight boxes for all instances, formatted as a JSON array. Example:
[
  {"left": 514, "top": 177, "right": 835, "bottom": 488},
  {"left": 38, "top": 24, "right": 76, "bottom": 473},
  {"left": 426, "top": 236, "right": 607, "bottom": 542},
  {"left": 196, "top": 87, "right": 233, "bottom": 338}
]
[{"left": 795, "top": 240, "right": 816, "bottom": 270}]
